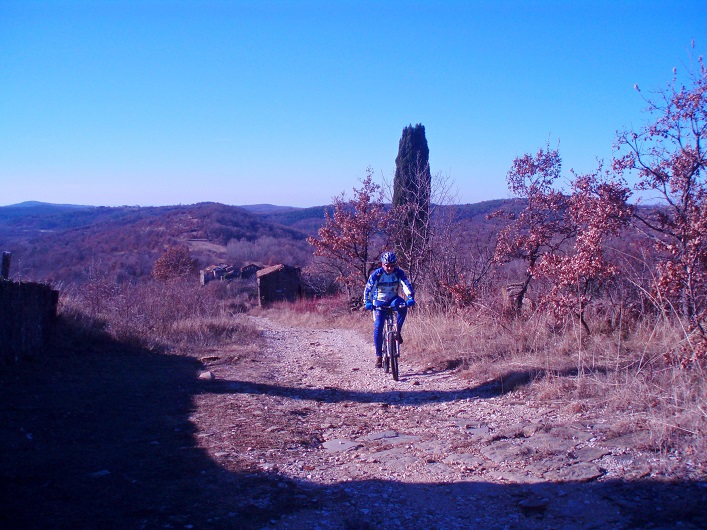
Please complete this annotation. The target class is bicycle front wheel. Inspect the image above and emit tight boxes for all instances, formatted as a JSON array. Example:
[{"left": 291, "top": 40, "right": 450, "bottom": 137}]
[
  {"left": 386, "top": 331, "right": 398, "bottom": 380},
  {"left": 390, "top": 337, "right": 399, "bottom": 381}
]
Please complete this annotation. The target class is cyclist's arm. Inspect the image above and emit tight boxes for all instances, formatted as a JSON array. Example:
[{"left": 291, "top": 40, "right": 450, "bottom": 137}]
[
  {"left": 397, "top": 269, "right": 415, "bottom": 299},
  {"left": 363, "top": 269, "right": 381, "bottom": 304}
]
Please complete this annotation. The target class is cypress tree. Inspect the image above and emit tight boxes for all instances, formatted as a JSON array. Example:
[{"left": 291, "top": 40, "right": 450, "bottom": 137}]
[
  {"left": 393, "top": 124, "right": 431, "bottom": 273},
  {"left": 393, "top": 124, "right": 431, "bottom": 210}
]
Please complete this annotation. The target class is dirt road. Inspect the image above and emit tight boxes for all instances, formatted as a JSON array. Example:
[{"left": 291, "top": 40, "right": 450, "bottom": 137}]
[
  {"left": 191, "top": 316, "right": 707, "bottom": 529},
  {"left": 1, "top": 315, "right": 705, "bottom": 529}
]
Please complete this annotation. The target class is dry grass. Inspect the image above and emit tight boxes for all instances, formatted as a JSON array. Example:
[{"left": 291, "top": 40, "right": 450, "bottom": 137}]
[
  {"left": 263, "top": 294, "right": 707, "bottom": 462},
  {"left": 59, "top": 279, "right": 262, "bottom": 354},
  {"left": 254, "top": 296, "right": 368, "bottom": 331},
  {"left": 170, "top": 317, "right": 261, "bottom": 348},
  {"left": 59, "top": 279, "right": 706, "bottom": 463}
]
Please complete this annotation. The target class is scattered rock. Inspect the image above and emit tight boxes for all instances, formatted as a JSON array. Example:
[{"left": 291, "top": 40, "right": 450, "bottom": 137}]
[
  {"left": 321, "top": 439, "right": 361, "bottom": 453},
  {"left": 544, "top": 462, "right": 604, "bottom": 482},
  {"left": 443, "top": 453, "right": 484, "bottom": 469},
  {"left": 518, "top": 495, "right": 549, "bottom": 513},
  {"left": 572, "top": 446, "right": 611, "bottom": 462},
  {"left": 481, "top": 440, "right": 529, "bottom": 463},
  {"left": 523, "top": 432, "right": 578, "bottom": 453},
  {"left": 356, "top": 430, "right": 398, "bottom": 442}
]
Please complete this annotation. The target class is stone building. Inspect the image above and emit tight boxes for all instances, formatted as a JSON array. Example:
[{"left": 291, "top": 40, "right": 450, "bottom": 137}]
[{"left": 256, "top": 264, "right": 302, "bottom": 306}]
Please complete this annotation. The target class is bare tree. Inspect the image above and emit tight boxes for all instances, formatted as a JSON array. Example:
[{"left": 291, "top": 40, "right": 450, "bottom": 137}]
[
  {"left": 490, "top": 145, "right": 570, "bottom": 315},
  {"left": 307, "top": 170, "right": 390, "bottom": 301},
  {"left": 613, "top": 48, "right": 707, "bottom": 362},
  {"left": 384, "top": 166, "right": 463, "bottom": 290}
]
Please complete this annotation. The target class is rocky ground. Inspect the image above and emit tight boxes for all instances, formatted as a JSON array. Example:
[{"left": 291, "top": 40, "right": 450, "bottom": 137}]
[
  {"left": 1, "top": 314, "right": 706, "bottom": 529},
  {"left": 191, "top": 316, "right": 707, "bottom": 529}
]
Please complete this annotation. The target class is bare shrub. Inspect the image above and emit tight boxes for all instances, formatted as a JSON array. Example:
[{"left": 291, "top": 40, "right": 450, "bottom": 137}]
[
  {"left": 205, "top": 278, "right": 259, "bottom": 314},
  {"left": 152, "top": 245, "right": 198, "bottom": 282},
  {"left": 301, "top": 260, "right": 340, "bottom": 298},
  {"left": 60, "top": 278, "right": 260, "bottom": 352},
  {"left": 226, "top": 236, "right": 312, "bottom": 268}
]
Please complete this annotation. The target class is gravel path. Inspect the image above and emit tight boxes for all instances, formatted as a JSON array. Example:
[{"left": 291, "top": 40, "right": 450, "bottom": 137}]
[{"left": 190, "top": 316, "right": 707, "bottom": 529}]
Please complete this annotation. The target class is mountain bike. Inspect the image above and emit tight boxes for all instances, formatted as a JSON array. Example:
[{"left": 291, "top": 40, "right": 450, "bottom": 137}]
[{"left": 377, "top": 304, "right": 402, "bottom": 381}]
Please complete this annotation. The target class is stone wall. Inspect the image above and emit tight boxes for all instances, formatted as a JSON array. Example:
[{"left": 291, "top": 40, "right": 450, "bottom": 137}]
[{"left": 0, "top": 280, "right": 59, "bottom": 364}]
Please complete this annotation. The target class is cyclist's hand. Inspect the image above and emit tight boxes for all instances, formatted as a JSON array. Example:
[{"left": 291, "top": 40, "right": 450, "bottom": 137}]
[
  {"left": 364, "top": 301, "right": 373, "bottom": 311},
  {"left": 406, "top": 297, "right": 415, "bottom": 307}
]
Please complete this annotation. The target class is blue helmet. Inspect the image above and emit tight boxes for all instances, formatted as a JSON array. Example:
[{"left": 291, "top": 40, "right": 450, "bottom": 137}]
[{"left": 381, "top": 251, "right": 397, "bottom": 265}]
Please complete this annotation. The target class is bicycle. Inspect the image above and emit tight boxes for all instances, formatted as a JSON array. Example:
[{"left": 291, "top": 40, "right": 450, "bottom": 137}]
[{"left": 377, "top": 303, "right": 403, "bottom": 381}]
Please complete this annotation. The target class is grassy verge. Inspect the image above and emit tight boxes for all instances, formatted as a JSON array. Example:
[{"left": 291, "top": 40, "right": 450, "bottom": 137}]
[
  {"left": 262, "top": 295, "right": 706, "bottom": 472},
  {"left": 58, "top": 279, "right": 261, "bottom": 355},
  {"left": 55, "top": 279, "right": 706, "bottom": 473}
]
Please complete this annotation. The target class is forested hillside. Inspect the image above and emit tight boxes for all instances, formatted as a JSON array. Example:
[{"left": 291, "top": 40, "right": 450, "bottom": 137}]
[
  {"left": 0, "top": 202, "right": 313, "bottom": 284},
  {"left": 1, "top": 200, "right": 524, "bottom": 286}
]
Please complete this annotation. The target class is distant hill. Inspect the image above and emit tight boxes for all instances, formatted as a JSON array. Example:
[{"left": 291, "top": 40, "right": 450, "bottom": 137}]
[
  {"left": 243, "top": 200, "right": 524, "bottom": 236},
  {"left": 258, "top": 205, "right": 329, "bottom": 235},
  {"left": 4, "top": 201, "right": 92, "bottom": 209},
  {"left": 0, "top": 199, "right": 528, "bottom": 284},
  {"left": 0, "top": 202, "right": 316, "bottom": 283},
  {"left": 0, "top": 202, "right": 310, "bottom": 239},
  {"left": 0, "top": 202, "right": 94, "bottom": 224},
  {"left": 446, "top": 199, "right": 523, "bottom": 222},
  {"left": 238, "top": 204, "right": 302, "bottom": 215}
]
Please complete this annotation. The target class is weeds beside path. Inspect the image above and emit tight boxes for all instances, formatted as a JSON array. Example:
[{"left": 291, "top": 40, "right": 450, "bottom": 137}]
[{"left": 1, "top": 313, "right": 705, "bottom": 529}]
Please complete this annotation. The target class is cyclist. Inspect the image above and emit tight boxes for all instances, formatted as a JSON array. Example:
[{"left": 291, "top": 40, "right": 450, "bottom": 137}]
[{"left": 363, "top": 251, "right": 415, "bottom": 368}]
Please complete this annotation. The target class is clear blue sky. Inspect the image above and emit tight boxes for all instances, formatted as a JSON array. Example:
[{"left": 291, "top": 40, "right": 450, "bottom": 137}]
[{"left": 1, "top": 1, "right": 705, "bottom": 208}]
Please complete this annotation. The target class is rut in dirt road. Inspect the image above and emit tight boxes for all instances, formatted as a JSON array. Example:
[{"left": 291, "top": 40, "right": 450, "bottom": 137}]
[{"left": 190, "top": 316, "right": 707, "bottom": 529}]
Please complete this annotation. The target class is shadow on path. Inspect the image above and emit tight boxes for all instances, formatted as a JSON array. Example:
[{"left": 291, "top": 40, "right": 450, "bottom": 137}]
[
  {"left": 207, "top": 365, "right": 608, "bottom": 405},
  {"left": 1, "top": 317, "right": 704, "bottom": 529}
]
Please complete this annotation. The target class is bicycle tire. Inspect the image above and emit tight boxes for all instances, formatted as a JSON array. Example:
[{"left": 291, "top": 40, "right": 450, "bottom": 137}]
[
  {"left": 386, "top": 330, "right": 397, "bottom": 380},
  {"left": 389, "top": 334, "right": 399, "bottom": 381},
  {"left": 383, "top": 316, "right": 392, "bottom": 374}
]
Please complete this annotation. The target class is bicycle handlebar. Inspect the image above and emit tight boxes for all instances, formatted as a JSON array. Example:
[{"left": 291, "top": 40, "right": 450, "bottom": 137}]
[{"left": 374, "top": 303, "right": 405, "bottom": 312}]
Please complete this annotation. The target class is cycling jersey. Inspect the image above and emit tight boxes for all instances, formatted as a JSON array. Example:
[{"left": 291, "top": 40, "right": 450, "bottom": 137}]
[{"left": 363, "top": 266, "right": 414, "bottom": 305}]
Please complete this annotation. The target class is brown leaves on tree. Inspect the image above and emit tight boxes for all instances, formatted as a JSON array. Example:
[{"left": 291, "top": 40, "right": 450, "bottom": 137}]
[
  {"left": 533, "top": 167, "right": 633, "bottom": 333},
  {"left": 307, "top": 170, "right": 390, "bottom": 298},
  {"left": 490, "top": 145, "right": 571, "bottom": 315},
  {"left": 614, "top": 54, "right": 707, "bottom": 365},
  {"left": 493, "top": 145, "right": 633, "bottom": 331},
  {"left": 152, "top": 245, "right": 198, "bottom": 282}
]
